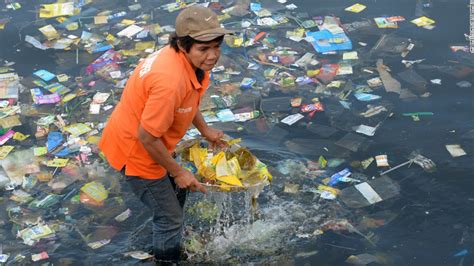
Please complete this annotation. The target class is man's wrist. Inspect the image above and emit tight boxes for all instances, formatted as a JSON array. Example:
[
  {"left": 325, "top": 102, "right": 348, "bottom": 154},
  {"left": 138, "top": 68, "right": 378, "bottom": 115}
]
[
  {"left": 169, "top": 165, "right": 185, "bottom": 177},
  {"left": 199, "top": 125, "right": 210, "bottom": 137}
]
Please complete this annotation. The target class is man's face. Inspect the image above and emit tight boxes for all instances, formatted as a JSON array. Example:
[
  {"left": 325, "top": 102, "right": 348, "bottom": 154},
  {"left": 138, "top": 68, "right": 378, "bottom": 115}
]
[{"left": 181, "top": 39, "right": 222, "bottom": 71}]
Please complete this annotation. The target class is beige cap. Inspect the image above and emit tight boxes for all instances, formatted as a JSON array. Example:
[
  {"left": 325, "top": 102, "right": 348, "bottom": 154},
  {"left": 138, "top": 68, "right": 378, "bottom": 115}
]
[{"left": 175, "top": 5, "right": 233, "bottom": 41}]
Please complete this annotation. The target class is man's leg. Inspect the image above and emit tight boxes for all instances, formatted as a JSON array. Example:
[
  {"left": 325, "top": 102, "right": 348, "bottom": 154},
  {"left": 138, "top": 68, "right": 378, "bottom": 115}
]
[{"left": 124, "top": 173, "right": 186, "bottom": 261}]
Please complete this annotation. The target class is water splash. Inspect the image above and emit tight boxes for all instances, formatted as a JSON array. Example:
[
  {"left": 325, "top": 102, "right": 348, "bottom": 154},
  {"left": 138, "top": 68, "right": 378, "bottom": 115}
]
[{"left": 183, "top": 182, "right": 328, "bottom": 263}]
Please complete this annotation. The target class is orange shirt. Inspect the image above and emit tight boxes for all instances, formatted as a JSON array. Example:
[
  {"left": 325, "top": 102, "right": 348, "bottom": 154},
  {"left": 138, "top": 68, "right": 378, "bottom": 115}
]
[{"left": 99, "top": 46, "right": 209, "bottom": 179}]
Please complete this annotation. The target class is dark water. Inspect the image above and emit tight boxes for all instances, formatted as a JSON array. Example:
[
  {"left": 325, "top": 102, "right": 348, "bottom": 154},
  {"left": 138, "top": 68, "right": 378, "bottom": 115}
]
[{"left": 0, "top": 0, "right": 473, "bottom": 265}]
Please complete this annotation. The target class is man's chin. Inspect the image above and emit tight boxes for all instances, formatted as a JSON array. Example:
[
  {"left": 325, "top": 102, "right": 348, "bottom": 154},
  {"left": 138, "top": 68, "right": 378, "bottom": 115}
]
[{"left": 200, "top": 64, "right": 215, "bottom": 71}]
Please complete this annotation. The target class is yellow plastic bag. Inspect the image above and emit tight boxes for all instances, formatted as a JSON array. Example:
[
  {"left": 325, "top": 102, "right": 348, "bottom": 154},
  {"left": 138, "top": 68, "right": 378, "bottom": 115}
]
[
  {"left": 259, "top": 165, "right": 272, "bottom": 182},
  {"left": 189, "top": 145, "right": 207, "bottom": 169},
  {"left": 234, "top": 147, "right": 256, "bottom": 170},
  {"left": 210, "top": 151, "right": 225, "bottom": 167},
  {"left": 199, "top": 166, "right": 216, "bottom": 180},
  {"left": 216, "top": 175, "right": 243, "bottom": 187},
  {"left": 227, "top": 157, "right": 242, "bottom": 178},
  {"left": 216, "top": 154, "right": 243, "bottom": 187}
]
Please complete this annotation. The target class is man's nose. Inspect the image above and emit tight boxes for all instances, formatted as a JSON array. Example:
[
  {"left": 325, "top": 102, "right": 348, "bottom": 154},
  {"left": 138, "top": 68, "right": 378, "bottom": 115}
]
[{"left": 207, "top": 48, "right": 219, "bottom": 60}]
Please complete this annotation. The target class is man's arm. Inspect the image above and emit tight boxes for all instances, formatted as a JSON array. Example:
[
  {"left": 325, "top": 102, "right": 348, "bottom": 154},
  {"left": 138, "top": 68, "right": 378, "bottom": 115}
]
[
  {"left": 138, "top": 124, "right": 205, "bottom": 193},
  {"left": 192, "top": 110, "right": 209, "bottom": 134}
]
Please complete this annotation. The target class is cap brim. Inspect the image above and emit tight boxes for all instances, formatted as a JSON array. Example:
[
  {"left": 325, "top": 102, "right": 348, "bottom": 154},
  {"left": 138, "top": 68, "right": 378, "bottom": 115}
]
[{"left": 190, "top": 28, "right": 234, "bottom": 41}]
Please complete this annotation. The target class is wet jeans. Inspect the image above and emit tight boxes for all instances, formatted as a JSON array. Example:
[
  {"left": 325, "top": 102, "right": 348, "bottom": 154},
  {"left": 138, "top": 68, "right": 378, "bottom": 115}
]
[{"left": 122, "top": 169, "right": 187, "bottom": 262}]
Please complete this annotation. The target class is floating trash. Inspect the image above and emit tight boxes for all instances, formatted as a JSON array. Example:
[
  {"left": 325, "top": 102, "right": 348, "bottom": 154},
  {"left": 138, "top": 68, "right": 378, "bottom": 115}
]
[{"left": 176, "top": 138, "right": 271, "bottom": 193}]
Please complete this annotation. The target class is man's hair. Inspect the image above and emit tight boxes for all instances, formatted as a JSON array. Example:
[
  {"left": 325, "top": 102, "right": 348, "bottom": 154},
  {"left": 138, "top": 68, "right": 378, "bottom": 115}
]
[{"left": 169, "top": 33, "right": 224, "bottom": 52}]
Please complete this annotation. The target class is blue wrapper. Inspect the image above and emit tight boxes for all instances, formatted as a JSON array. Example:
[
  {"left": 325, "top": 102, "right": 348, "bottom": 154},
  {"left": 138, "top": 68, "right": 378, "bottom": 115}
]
[
  {"left": 183, "top": 162, "right": 197, "bottom": 174},
  {"left": 328, "top": 168, "right": 351, "bottom": 186}
]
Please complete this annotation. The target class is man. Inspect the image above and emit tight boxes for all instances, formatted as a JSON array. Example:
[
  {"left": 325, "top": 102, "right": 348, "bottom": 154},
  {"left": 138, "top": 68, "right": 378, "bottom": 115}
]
[{"left": 99, "top": 5, "right": 233, "bottom": 262}]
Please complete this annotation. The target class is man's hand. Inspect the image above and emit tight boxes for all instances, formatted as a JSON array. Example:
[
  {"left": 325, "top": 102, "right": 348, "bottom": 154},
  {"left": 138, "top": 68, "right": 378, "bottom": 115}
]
[
  {"left": 173, "top": 168, "right": 206, "bottom": 193},
  {"left": 193, "top": 111, "right": 226, "bottom": 148},
  {"left": 201, "top": 127, "right": 226, "bottom": 149}
]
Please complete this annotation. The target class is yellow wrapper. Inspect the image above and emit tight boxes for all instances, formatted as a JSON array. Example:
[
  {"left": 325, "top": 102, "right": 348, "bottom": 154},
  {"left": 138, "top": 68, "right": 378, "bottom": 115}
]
[
  {"left": 120, "top": 50, "right": 141, "bottom": 56},
  {"left": 307, "top": 69, "right": 320, "bottom": 77},
  {"left": 233, "top": 37, "right": 244, "bottom": 47},
  {"left": 217, "top": 13, "right": 231, "bottom": 22},
  {"left": 62, "top": 93, "right": 76, "bottom": 103},
  {"left": 216, "top": 154, "right": 230, "bottom": 178},
  {"left": 13, "top": 132, "right": 29, "bottom": 141},
  {"left": 39, "top": 2, "right": 74, "bottom": 18},
  {"left": 0, "top": 145, "right": 14, "bottom": 160},
  {"left": 259, "top": 166, "right": 272, "bottom": 182},
  {"left": 87, "top": 136, "right": 101, "bottom": 145},
  {"left": 255, "top": 160, "right": 272, "bottom": 181},
  {"left": 64, "top": 123, "right": 91, "bottom": 136},
  {"left": 343, "top": 51, "right": 359, "bottom": 60},
  {"left": 227, "top": 157, "right": 242, "bottom": 178},
  {"left": 199, "top": 166, "right": 216, "bottom": 180},
  {"left": 322, "top": 177, "right": 331, "bottom": 185},
  {"left": 411, "top": 16, "right": 435, "bottom": 27},
  {"left": 227, "top": 138, "right": 242, "bottom": 146},
  {"left": 345, "top": 3, "right": 366, "bottom": 13},
  {"left": 149, "top": 24, "right": 161, "bottom": 35},
  {"left": 39, "top": 25, "right": 60, "bottom": 40},
  {"left": 317, "top": 185, "right": 340, "bottom": 195},
  {"left": 214, "top": 154, "right": 243, "bottom": 187},
  {"left": 0, "top": 115, "right": 22, "bottom": 129},
  {"left": 318, "top": 155, "right": 327, "bottom": 168},
  {"left": 286, "top": 28, "right": 305, "bottom": 39},
  {"left": 135, "top": 41, "right": 155, "bottom": 51},
  {"left": 34, "top": 147, "right": 48, "bottom": 157},
  {"left": 219, "top": 184, "right": 232, "bottom": 191},
  {"left": 189, "top": 145, "right": 207, "bottom": 169},
  {"left": 216, "top": 175, "right": 243, "bottom": 187},
  {"left": 65, "top": 22, "right": 79, "bottom": 31},
  {"left": 210, "top": 151, "right": 225, "bottom": 167},
  {"left": 56, "top": 17, "right": 67, "bottom": 23},
  {"left": 361, "top": 157, "right": 374, "bottom": 169},
  {"left": 56, "top": 74, "right": 69, "bottom": 82},
  {"left": 37, "top": 172, "right": 53, "bottom": 182},
  {"left": 121, "top": 19, "right": 136, "bottom": 25},
  {"left": 46, "top": 158, "right": 69, "bottom": 167},
  {"left": 81, "top": 181, "right": 108, "bottom": 202},
  {"left": 94, "top": 16, "right": 108, "bottom": 25}
]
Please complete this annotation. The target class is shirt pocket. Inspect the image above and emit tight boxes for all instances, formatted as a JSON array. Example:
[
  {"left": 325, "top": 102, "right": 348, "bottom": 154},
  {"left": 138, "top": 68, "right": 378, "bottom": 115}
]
[{"left": 170, "top": 107, "right": 195, "bottom": 137}]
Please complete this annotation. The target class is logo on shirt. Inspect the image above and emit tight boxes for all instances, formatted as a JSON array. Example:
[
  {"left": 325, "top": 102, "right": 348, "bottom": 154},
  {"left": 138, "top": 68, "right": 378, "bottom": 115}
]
[
  {"left": 177, "top": 107, "right": 193, "bottom": 113},
  {"left": 138, "top": 49, "right": 162, "bottom": 78}
]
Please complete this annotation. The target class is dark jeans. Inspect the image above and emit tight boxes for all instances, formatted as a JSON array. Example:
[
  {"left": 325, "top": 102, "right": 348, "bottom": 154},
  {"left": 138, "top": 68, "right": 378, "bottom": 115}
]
[{"left": 122, "top": 169, "right": 187, "bottom": 261}]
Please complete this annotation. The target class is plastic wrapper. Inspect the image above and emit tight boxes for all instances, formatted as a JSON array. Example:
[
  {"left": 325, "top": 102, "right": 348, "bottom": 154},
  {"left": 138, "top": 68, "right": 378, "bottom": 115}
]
[
  {"left": 175, "top": 138, "right": 271, "bottom": 192},
  {"left": 0, "top": 148, "right": 37, "bottom": 185},
  {"left": 369, "top": 34, "right": 411, "bottom": 56},
  {"left": 18, "top": 224, "right": 55, "bottom": 246},
  {"left": 80, "top": 181, "right": 108, "bottom": 203},
  {"left": 339, "top": 176, "right": 400, "bottom": 208}
]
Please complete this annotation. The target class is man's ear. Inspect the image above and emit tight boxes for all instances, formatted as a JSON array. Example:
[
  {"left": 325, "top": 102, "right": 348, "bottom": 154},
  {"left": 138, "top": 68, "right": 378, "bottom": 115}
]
[{"left": 177, "top": 41, "right": 186, "bottom": 53}]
